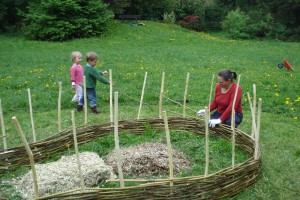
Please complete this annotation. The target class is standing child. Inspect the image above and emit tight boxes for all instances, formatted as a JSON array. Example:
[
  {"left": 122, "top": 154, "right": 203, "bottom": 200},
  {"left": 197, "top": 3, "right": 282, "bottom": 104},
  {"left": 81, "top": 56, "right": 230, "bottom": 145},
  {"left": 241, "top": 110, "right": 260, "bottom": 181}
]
[
  {"left": 70, "top": 51, "right": 83, "bottom": 103},
  {"left": 77, "top": 52, "right": 114, "bottom": 114}
]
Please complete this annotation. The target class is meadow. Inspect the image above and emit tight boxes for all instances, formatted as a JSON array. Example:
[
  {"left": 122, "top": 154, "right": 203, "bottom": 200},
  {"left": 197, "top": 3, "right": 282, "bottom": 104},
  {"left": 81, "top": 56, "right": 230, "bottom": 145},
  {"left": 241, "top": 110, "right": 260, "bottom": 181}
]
[{"left": 0, "top": 21, "right": 299, "bottom": 199}]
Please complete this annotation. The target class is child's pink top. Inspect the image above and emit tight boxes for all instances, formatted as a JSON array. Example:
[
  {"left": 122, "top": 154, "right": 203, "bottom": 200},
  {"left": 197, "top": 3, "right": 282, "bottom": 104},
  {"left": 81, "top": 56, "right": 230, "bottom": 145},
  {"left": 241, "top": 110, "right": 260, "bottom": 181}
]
[{"left": 70, "top": 64, "right": 83, "bottom": 85}]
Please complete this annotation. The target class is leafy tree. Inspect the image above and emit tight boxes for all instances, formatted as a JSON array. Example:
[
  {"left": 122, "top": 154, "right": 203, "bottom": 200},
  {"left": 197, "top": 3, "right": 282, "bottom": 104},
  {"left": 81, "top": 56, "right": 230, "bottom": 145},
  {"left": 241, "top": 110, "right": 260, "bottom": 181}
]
[
  {"left": 21, "top": 0, "right": 113, "bottom": 41},
  {"left": 221, "top": 8, "right": 250, "bottom": 39}
]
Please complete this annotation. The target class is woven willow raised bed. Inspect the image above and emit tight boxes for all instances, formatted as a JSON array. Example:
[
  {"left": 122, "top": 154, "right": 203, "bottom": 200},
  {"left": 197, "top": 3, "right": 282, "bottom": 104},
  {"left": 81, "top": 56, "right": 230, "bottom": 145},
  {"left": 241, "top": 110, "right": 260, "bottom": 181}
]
[{"left": 0, "top": 117, "right": 261, "bottom": 199}]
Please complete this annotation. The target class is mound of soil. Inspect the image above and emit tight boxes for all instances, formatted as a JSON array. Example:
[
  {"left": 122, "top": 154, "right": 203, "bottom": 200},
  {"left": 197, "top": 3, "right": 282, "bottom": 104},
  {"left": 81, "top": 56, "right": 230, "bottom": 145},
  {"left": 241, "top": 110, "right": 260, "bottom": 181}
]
[{"left": 106, "top": 142, "right": 191, "bottom": 178}]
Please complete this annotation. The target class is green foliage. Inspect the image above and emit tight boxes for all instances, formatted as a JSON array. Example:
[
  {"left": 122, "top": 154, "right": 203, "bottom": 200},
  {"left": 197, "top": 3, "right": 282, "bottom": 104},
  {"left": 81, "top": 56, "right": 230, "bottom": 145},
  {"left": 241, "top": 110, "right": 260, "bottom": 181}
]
[
  {"left": 163, "top": 11, "right": 176, "bottom": 23},
  {"left": 21, "top": 0, "right": 114, "bottom": 41},
  {"left": 175, "top": 0, "right": 205, "bottom": 20},
  {"left": 221, "top": 8, "right": 251, "bottom": 39},
  {"left": 204, "top": 6, "right": 225, "bottom": 30},
  {"left": 0, "top": 0, "right": 29, "bottom": 32},
  {"left": 245, "top": 9, "right": 274, "bottom": 38}
]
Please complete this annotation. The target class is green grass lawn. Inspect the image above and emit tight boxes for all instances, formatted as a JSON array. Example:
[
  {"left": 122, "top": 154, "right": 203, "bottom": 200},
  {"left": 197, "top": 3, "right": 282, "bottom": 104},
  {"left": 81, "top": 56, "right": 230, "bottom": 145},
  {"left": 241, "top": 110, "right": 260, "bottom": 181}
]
[{"left": 0, "top": 21, "right": 299, "bottom": 199}]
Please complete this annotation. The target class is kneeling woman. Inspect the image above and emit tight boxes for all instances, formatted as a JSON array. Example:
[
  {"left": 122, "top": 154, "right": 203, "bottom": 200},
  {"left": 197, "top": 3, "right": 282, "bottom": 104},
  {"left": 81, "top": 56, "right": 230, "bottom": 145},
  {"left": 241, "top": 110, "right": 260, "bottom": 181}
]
[{"left": 198, "top": 69, "right": 243, "bottom": 128}]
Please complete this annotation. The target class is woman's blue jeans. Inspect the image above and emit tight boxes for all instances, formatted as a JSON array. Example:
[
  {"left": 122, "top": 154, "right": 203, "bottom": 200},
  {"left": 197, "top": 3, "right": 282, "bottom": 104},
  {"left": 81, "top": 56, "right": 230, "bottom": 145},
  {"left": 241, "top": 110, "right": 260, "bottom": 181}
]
[{"left": 210, "top": 111, "right": 243, "bottom": 128}]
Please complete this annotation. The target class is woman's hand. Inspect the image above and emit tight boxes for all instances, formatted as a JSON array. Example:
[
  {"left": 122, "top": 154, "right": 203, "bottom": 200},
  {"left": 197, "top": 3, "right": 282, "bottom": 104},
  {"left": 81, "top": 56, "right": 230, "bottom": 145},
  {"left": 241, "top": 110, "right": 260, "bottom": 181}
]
[
  {"left": 197, "top": 109, "right": 205, "bottom": 116},
  {"left": 209, "top": 119, "right": 221, "bottom": 128}
]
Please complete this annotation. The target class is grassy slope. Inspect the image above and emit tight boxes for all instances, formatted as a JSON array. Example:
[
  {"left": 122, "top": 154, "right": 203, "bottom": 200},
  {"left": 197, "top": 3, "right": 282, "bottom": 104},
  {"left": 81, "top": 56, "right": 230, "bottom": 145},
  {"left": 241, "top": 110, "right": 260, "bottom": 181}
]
[{"left": 0, "top": 21, "right": 299, "bottom": 199}]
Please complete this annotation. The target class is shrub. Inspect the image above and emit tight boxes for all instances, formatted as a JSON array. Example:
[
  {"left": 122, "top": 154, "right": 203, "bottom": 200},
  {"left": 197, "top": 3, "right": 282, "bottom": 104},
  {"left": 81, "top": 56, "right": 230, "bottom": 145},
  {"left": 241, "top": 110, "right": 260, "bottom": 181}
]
[
  {"left": 221, "top": 8, "right": 250, "bottom": 39},
  {"left": 21, "top": 0, "right": 114, "bottom": 41},
  {"left": 175, "top": 0, "right": 205, "bottom": 20},
  {"left": 246, "top": 9, "right": 274, "bottom": 38},
  {"left": 179, "top": 15, "right": 200, "bottom": 31},
  {"left": 163, "top": 11, "right": 176, "bottom": 23},
  {"left": 267, "top": 22, "right": 292, "bottom": 40}
]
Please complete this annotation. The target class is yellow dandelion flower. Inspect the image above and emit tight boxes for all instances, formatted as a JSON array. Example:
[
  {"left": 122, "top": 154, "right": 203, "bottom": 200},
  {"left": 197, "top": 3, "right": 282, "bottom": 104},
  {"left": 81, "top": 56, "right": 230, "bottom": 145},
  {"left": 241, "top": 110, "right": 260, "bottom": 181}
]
[
  {"left": 275, "top": 93, "right": 279, "bottom": 97},
  {"left": 291, "top": 108, "right": 295, "bottom": 111},
  {"left": 285, "top": 101, "right": 289, "bottom": 105},
  {"left": 286, "top": 98, "right": 290, "bottom": 100},
  {"left": 274, "top": 84, "right": 277, "bottom": 88},
  {"left": 294, "top": 116, "right": 298, "bottom": 120}
]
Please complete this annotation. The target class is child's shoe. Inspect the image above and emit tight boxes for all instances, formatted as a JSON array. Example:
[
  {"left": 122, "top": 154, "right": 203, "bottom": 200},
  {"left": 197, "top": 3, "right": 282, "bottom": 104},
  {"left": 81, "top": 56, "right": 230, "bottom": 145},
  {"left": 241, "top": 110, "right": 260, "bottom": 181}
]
[
  {"left": 91, "top": 106, "right": 100, "bottom": 114},
  {"left": 77, "top": 105, "right": 83, "bottom": 112}
]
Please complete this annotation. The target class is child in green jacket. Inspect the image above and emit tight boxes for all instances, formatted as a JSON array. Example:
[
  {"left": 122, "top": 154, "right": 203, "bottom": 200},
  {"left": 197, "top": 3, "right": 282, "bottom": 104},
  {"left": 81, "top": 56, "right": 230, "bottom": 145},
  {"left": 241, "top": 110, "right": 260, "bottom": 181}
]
[{"left": 77, "top": 52, "right": 114, "bottom": 114}]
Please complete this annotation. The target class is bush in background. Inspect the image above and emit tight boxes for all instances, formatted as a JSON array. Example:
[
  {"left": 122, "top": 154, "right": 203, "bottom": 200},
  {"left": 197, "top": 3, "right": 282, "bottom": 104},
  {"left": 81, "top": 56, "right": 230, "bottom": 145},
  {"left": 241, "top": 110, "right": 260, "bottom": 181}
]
[
  {"left": 21, "top": 0, "right": 113, "bottom": 41},
  {"left": 179, "top": 15, "right": 201, "bottom": 31},
  {"left": 221, "top": 8, "right": 250, "bottom": 39},
  {"left": 163, "top": 11, "right": 176, "bottom": 23},
  {"left": 246, "top": 8, "right": 274, "bottom": 38}
]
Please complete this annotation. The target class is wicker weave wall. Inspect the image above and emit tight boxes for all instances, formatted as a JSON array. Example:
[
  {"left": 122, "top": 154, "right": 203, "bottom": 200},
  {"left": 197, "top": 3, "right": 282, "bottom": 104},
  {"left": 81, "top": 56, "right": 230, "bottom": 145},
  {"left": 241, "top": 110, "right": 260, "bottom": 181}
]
[{"left": 0, "top": 117, "right": 261, "bottom": 199}]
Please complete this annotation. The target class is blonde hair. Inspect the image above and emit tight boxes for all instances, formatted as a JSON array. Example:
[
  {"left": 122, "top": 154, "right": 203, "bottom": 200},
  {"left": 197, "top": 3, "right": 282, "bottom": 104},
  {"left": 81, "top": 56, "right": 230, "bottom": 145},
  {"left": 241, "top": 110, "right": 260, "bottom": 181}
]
[
  {"left": 86, "top": 52, "right": 98, "bottom": 62},
  {"left": 70, "top": 51, "right": 82, "bottom": 63}
]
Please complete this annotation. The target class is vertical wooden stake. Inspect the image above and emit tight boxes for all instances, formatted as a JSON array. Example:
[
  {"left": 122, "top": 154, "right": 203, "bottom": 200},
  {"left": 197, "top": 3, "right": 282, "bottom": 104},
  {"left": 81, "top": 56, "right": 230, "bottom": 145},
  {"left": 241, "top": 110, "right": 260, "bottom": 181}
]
[
  {"left": 251, "top": 84, "right": 256, "bottom": 138},
  {"left": 114, "top": 92, "right": 124, "bottom": 188},
  {"left": 163, "top": 111, "right": 174, "bottom": 186},
  {"left": 12, "top": 116, "right": 39, "bottom": 199},
  {"left": 0, "top": 99, "right": 7, "bottom": 150},
  {"left": 231, "top": 113, "right": 236, "bottom": 168},
  {"left": 27, "top": 88, "right": 36, "bottom": 142},
  {"left": 83, "top": 76, "right": 88, "bottom": 125},
  {"left": 231, "top": 74, "right": 241, "bottom": 167},
  {"left": 204, "top": 106, "right": 209, "bottom": 176},
  {"left": 231, "top": 75, "right": 241, "bottom": 130},
  {"left": 255, "top": 98, "right": 262, "bottom": 159},
  {"left": 138, "top": 72, "right": 148, "bottom": 120},
  {"left": 208, "top": 74, "right": 215, "bottom": 117},
  {"left": 57, "top": 82, "right": 62, "bottom": 132},
  {"left": 109, "top": 69, "right": 113, "bottom": 125},
  {"left": 183, "top": 73, "right": 190, "bottom": 117},
  {"left": 71, "top": 110, "right": 85, "bottom": 189},
  {"left": 247, "top": 92, "right": 257, "bottom": 141},
  {"left": 159, "top": 72, "right": 165, "bottom": 119}
]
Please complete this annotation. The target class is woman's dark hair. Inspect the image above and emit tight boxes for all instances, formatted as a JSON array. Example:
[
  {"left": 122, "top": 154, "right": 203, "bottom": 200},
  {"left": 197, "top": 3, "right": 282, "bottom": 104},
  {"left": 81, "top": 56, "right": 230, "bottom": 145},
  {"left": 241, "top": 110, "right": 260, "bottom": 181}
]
[{"left": 218, "top": 69, "right": 237, "bottom": 81}]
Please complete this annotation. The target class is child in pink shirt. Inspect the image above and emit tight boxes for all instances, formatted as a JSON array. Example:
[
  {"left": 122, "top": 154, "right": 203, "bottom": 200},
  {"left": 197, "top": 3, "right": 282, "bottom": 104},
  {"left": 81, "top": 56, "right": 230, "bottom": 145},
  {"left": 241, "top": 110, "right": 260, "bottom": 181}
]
[{"left": 70, "top": 51, "right": 83, "bottom": 103}]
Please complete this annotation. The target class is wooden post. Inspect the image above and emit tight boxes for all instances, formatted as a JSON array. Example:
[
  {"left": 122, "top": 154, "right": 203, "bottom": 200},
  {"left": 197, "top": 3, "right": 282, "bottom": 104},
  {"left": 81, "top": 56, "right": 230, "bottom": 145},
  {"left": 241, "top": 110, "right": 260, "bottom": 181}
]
[
  {"left": 255, "top": 98, "right": 262, "bottom": 159},
  {"left": 12, "top": 116, "right": 39, "bottom": 199},
  {"left": 0, "top": 99, "right": 7, "bottom": 150},
  {"left": 83, "top": 76, "right": 88, "bottom": 125},
  {"left": 163, "top": 111, "right": 174, "bottom": 186},
  {"left": 183, "top": 73, "right": 190, "bottom": 117},
  {"left": 231, "top": 74, "right": 241, "bottom": 167},
  {"left": 58, "top": 82, "right": 62, "bottom": 132},
  {"left": 208, "top": 74, "right": 215, "bottom": 117},
  {"left": 159, "top": 72, "right": 165, "bottom": 119},
  {"left": 114, "top": 92, "right": 125, "bottom": 188},
  {"left": 251, "top": 84, "right": 256, "bottom": 138},
  {"left": 71, "top": 110, "right": 85, "bottom": 189},
  {"left": 137, "top": 72, "right": 147, "bottom": 120},
  {"left": 231, "top": 112, "right": 236, "bottom": 168},
  {"left": 204, "top": 106, "right": 209, "bottom": 176},
  {"left": 109, "top": 69, "right": 113, "bottom": 125},
  {"left": 247, "top": 92, "right": 257, "bottom": 141},
  {"left": 27, "top": 88, "right": 36, "bottom": 142}
]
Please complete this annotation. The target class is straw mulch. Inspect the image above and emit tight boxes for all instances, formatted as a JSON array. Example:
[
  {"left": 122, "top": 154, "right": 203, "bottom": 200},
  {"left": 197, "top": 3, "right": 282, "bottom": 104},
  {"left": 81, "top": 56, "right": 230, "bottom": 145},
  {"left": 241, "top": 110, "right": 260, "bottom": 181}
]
[
  {"left": 14, "top": 152, "right": 114, "bottom": 200},
  {"left": 106, "top": 142, "right": 191, "bottom": 177}
]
